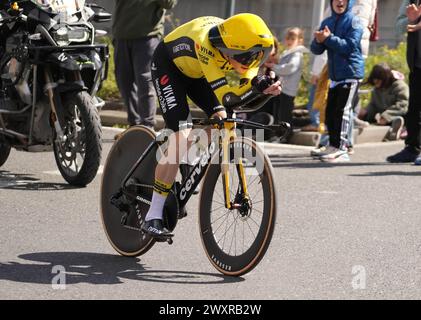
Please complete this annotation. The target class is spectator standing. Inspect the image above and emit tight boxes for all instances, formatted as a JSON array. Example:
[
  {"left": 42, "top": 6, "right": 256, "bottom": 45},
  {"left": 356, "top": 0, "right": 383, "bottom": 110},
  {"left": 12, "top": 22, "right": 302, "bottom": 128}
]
[
  {"left": 302, "top": 52, "right": 328, "bottom": 132},
  {"left": 387, "top": 0, "right": 421, "bottom": 164},
  {"left": 265, "top": 27, "right": 308, "bottom": 142},
  {"left": 308, "top": 0, "right": 377, "bottom": 152},
  {"left": 112, "top": 0, "right": 178, "bottom": 128},
  {"left": 304, "top": 6, "right": 331, "bottom": 133},
  {"left": 346, "top": 0, "right": 378, "bottom": 151},
  {"left": 353, "top": 0, "right": 378, "bottom": 59},
  {"left": 310, "top": 0, "right": 365, "bottom": 163},
  {"left": 246, "top": 38, "right": 280, "bottom": 140}
]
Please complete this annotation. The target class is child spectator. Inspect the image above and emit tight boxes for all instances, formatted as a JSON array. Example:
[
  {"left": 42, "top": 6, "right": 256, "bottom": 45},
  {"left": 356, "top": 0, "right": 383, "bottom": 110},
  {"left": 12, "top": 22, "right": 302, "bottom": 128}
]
[
  {"left": 256, "top": 37, "right": 280, "bottom": 116},
  {"left": 308, "top": 0, "right": 377, "bottom": 153},
  {"left": 246, "top": 38, "right": 279, "bottom": 140},
  {"left": 310, "top": 0, "right": 364, "bottom": 163},
  {"left": 359, "top": 63, "right": 409, "bottom": 140},
  {"left": 265, "top": 27, "right": 308, "bottom": 142}
]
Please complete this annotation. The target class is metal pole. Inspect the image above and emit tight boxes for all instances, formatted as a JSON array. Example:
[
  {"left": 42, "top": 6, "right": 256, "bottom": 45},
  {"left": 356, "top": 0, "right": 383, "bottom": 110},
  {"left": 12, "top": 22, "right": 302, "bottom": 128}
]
[
  {"left": 226, "top": 0, "right": 236, "bottom": 18},
  {"left": 311, "top": 0, "right": 326, "bottom": 31}
]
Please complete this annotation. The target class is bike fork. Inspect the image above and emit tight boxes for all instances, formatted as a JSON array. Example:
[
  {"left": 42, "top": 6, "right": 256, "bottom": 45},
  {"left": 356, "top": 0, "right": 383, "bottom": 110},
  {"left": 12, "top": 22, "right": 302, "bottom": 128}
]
[{"left": 220, "top": 122, "right": 249, "bottom": 209}]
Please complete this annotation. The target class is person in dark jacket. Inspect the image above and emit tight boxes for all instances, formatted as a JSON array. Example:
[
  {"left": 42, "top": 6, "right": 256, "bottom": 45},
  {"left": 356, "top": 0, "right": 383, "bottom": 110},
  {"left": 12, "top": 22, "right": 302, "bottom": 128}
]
[
  {"left": 112, "top": 0, "right": 178, "bottom": 128},
  {"left": 387, "top": 0, "right": 421, "bottom": 164},
  {"left": 310, "top": 0, "right": 364, "bottom": 163}
]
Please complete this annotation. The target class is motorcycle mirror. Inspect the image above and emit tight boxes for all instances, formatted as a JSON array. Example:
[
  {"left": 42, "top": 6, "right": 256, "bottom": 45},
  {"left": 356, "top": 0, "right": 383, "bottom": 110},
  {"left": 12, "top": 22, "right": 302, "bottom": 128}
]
[
  {"left": 86, "top": 4, "right": 112, "bottom": 23},
  {"left": 11, "top": 2, "right": 19, "bottom": 11},
  {"left": 93, "top": 11, "right": 112, "bottom": 23},
  {"left": 95, "top": 29, "right": 107, "bottom": 38},
  {"left": 7, "top": 2, "right": 23, "bottom": 17}
]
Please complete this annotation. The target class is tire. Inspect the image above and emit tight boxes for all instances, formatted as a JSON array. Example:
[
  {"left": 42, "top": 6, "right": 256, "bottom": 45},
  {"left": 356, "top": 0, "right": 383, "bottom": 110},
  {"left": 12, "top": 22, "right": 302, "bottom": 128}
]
[
  {"left": 0, "top": 140, "right": 11, "bottom": 167},
  {"left": 100, "top": 126, "right": 158, "bottom": 257},
  {"left": 53, "top": 91, "right": 102, "bottom": 186},
  {"left": 199, "top": 137, "right": 277, "bottom": 276}
]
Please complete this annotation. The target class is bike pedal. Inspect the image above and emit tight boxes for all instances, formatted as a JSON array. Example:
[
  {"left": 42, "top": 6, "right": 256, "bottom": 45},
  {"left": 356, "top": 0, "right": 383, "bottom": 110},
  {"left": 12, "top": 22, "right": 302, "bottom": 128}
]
[{"left": 154, "top": 235, "right": 173, "bottom": 244}]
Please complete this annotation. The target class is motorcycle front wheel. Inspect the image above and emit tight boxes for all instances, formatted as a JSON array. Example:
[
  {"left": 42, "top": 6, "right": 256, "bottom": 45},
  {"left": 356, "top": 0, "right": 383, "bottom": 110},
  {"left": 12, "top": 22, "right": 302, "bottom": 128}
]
[
  {"left": 0, "top": 139, "right": 11, "bottom": 168},
  {"left": 53, "top": 91, "right": 102, "bottom": 186}
]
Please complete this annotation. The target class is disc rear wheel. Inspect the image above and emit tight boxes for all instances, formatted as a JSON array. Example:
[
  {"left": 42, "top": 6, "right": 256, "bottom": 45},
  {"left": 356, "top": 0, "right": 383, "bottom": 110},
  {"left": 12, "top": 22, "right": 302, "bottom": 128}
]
[{"left": 100, "top": 126, "right": 158, "bottom": 257}]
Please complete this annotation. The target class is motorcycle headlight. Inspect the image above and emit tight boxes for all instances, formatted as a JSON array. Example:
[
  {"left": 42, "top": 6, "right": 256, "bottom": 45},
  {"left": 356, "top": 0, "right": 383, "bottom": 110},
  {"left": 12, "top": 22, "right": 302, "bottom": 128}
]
[
  {"left": 53, "top": 25, "right": 90, "bottom": 46},
  {"left": 68, "top": 27, "right": 90, "bottom": 43},
  {"left": 53, "top": 26, "right": 70, "bottom": 46}
]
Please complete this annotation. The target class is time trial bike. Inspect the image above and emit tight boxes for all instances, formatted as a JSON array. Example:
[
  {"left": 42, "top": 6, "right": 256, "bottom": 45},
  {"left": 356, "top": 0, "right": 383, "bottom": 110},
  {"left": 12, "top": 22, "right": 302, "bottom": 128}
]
[{"left": 100, "top": 112, "right": 289, "bottom": 276}]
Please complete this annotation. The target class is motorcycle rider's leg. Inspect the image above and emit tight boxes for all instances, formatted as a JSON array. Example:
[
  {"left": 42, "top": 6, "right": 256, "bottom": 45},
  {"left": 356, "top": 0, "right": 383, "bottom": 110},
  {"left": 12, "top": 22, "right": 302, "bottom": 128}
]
[{"left": 133, "top": 37, "right": 160, "bottom": 129}]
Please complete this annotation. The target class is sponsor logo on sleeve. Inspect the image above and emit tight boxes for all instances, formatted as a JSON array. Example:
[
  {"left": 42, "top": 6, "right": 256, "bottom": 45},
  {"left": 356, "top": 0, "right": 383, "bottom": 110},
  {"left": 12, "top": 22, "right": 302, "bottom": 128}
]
[
  {"left": 173, "top": 43, "right": 193, "bottom": 54},
  {"left": 155, "top": 75, "right": 177, "bottom": 113},
  {"left": 160, "top": 75, "right": 170, "bottom": 86},
  {"left": 209, "top": 78, "right": 228, "bottom": 90}
]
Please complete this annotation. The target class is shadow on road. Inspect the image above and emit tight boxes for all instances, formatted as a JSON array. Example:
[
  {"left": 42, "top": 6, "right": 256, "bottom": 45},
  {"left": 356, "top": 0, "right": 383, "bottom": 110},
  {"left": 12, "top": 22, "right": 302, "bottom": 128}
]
[
  {"left": 0, "top": 252, "right": 244, "bottom": 285},
  {"left": 349, "top": 170, "right": 421, "bottom": 177},
  {"left": 0, "top": 170, "right": 81, "bottom": 191},
  {"left": 269, "top": 159, "right": 396, "bottom": 169}
]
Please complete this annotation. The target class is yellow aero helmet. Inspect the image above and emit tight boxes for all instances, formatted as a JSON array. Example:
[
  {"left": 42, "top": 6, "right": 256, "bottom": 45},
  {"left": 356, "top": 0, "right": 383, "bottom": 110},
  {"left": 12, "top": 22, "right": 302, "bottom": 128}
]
[{"left": 209, "top": 13, "right": 274, "bottom": 69}]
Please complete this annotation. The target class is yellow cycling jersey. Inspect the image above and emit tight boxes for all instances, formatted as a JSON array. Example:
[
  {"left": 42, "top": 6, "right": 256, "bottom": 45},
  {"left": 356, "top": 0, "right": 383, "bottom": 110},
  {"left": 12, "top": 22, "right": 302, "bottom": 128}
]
[{"left": 163, "top": 16, "right": 259, "bottom": 108}]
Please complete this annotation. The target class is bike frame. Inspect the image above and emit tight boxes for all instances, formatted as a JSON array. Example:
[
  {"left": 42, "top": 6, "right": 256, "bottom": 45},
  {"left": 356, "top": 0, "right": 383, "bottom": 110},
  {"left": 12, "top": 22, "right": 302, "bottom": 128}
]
[{"left": 120, "top": 117, "right": 290, "bottom": 211}]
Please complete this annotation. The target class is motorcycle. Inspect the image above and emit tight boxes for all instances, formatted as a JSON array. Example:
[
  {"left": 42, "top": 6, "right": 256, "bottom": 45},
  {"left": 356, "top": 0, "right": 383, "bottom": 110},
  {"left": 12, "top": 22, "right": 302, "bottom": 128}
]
[{"left": 0, "top": 0, "right": 111, "bottom": 186}]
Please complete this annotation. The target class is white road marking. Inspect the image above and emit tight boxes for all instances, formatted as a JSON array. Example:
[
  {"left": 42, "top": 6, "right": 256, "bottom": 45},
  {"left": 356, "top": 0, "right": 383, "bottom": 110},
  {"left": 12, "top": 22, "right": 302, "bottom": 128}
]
[{"left": 43, "top": 165, "right": 104, "bottom": 176}]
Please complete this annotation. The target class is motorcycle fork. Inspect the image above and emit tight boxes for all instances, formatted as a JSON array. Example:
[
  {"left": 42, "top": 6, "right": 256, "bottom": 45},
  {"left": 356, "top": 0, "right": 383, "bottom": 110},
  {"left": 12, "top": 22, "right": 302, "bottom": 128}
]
[{"left": 44, "top": 67, "right": 64, "bottom": 139}]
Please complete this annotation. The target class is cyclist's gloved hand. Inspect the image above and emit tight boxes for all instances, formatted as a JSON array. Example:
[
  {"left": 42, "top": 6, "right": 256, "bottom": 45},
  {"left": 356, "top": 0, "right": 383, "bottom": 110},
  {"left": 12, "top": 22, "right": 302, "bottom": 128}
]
[{"left": 251, "top": 72, "right": 279, "bottom": 93}]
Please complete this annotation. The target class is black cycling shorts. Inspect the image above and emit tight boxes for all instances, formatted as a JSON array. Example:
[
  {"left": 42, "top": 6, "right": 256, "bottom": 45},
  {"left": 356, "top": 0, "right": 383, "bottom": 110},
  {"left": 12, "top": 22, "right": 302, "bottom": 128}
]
[{"left": 151, "top": 41, "right": 225, "bottom": 132}]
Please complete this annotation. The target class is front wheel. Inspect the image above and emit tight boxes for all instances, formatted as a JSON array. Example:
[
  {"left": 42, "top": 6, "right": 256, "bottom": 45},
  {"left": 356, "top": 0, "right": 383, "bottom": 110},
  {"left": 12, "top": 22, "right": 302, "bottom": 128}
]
[
  {"left": 199, "top": 137, "right": 277, "bottom": 276},
  {"left": 53, "top": 91, "right": 102, "bottom": 186}
]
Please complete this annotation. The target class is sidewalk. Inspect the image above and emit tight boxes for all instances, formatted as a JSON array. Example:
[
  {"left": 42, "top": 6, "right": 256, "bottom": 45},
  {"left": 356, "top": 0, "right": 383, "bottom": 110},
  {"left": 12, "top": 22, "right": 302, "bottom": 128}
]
[{"left": 99, "top": 102, "right": 393, "bottom": 147}]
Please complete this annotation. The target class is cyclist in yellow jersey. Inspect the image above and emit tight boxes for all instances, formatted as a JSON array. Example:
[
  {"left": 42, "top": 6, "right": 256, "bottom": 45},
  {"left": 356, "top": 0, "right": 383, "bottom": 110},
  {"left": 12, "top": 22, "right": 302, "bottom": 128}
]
[{"left": 142, "top": 13, "right": 282, "bottom": 238}]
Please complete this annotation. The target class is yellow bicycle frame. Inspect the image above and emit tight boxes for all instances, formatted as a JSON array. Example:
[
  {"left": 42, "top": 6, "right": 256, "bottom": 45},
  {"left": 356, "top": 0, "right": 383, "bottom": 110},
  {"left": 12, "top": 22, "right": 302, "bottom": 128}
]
[{"left": 219, "top": 121, "right": 249, "bottom": 209}]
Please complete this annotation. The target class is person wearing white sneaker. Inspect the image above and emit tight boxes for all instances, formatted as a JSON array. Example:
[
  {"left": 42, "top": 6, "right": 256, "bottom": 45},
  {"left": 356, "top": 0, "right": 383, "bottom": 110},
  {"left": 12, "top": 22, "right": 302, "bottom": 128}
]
[
  {"left": 320, "top": 148, "right": 350, "bottom": 163},
  {"left": 311, "top": 145, "right": 334, "bottom": 157},
  {"left": 387, "top": 0, "right": 421, "bottom": 164},
  {"left": 311, "top": 0, "right": 364, "bottom": 164}
]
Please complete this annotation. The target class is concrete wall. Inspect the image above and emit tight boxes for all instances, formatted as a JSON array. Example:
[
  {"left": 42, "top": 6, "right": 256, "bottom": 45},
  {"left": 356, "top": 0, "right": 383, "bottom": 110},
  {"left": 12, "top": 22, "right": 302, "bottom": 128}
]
[{"left": 91, "top": 0, "right": 404, "bottom": 50}]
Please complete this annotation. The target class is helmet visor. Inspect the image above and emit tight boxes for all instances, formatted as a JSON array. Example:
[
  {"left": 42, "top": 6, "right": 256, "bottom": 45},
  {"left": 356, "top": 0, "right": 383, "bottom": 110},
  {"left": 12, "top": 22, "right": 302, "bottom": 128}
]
[{"left": 220, "top": 45, "right": 272, "bottom": 68}]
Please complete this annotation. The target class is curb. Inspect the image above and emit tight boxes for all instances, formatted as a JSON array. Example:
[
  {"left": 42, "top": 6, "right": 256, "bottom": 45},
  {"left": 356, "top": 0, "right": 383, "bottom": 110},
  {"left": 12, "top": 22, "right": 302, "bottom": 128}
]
[
  {"left": 100, "top": 109, "right": 401, "bottom": 148},
  {"left": 102, "top": 127, "right": 405, "bottom": 158}
]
